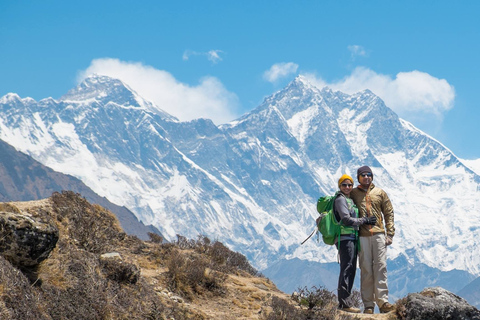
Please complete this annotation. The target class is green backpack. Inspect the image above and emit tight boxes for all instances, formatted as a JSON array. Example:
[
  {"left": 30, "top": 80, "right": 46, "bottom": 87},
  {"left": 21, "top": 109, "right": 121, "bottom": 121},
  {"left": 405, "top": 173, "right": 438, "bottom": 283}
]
[
  {"left": 316, "top": 192, "right": 342, "bottom": 246},
  {"left": 301, "top": 192, "right": 355, "bottom": 246}
]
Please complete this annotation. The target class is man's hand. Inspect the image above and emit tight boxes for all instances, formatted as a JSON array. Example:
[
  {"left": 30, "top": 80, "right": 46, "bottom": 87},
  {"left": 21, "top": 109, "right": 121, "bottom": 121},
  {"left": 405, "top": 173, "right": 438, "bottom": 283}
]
[{"left": 364, "top": 216, "right": 377, "bottom": 225}]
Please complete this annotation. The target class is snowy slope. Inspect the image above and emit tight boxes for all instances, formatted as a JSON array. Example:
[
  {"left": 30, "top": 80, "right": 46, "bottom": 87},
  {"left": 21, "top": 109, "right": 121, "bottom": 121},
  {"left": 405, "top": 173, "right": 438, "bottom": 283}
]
[
  {"left": 0, "top": 74, "right": 479, "bottom": 280},
  {"left": 461, "top": 158, "right": 480, "bottom": 176}
]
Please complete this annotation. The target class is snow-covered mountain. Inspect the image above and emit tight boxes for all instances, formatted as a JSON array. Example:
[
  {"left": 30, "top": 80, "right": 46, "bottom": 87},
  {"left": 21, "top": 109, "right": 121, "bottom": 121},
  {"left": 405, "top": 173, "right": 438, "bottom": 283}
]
[
  {"left": 461, "top": 159, "right": 480, "bottom": 176},
  {"left": 0, "top": 137, "right": 159, "bottom": 240},
  {"left": 1, "top": 74, "right": 479, "bottom": 286}
]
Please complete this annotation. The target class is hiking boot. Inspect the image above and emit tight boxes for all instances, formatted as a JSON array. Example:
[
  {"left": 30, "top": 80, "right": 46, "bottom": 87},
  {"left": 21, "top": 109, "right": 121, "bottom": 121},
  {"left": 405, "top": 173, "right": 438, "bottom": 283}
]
[
  {"left": 364, "top": 307, "right": 374, "bottom": 314},
  {"left": 338, "top": 306, "right": 361, "bottom": 313},
  {"left": 380, "top": 302, "right": 394, "bottom": 313}
]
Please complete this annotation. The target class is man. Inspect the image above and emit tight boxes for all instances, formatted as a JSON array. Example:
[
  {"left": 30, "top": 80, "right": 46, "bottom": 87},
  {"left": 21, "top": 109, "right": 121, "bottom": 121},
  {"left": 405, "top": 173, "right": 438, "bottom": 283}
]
[{"left": 350, "top": 166, "right": 395, "bottom": 314}]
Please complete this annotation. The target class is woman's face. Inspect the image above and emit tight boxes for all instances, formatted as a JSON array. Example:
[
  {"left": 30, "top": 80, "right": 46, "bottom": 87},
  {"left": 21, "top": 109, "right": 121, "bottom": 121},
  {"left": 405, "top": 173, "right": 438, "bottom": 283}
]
[{"left": 340, "top": 179, "right": 353, "bottom": 195}]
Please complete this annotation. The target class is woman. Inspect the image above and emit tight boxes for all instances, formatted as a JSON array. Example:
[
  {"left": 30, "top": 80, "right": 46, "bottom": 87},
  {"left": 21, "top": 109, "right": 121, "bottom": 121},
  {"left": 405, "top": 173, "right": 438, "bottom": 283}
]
[{"left": 334, "top": 174, "right": 377, "bottom": 313}]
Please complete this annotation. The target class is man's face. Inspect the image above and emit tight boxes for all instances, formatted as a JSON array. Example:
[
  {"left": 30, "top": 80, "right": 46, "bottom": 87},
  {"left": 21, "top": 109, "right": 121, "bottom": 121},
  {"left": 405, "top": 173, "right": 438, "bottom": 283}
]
[{"left": 358, "top": 172, "right": 373, "bottom": 187}]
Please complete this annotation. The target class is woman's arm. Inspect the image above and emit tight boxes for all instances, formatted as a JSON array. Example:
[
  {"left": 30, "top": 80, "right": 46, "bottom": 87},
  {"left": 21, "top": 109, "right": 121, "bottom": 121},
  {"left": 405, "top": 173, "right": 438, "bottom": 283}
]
[{"left": 334, "top": 196, "right": 368, "bottom": 227}]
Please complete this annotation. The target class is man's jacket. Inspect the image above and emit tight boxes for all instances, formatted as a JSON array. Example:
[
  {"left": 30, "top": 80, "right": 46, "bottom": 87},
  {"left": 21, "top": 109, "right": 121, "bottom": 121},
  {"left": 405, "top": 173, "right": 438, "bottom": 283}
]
[{"left": 350, "top": 183, "right": 395, "bottom": 238}]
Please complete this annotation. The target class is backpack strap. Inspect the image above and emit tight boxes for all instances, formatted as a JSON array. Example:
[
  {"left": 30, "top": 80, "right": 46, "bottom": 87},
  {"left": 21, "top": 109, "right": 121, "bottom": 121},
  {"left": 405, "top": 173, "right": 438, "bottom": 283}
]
[
  {"left": 332, "top": 192, "right": 344, "bottom": 224},
  {"left": 301, "top": 225, "right": 318, "bottom": 245},
  {"left": 333, "top": 192, "right": 344, "bottom": 251}
]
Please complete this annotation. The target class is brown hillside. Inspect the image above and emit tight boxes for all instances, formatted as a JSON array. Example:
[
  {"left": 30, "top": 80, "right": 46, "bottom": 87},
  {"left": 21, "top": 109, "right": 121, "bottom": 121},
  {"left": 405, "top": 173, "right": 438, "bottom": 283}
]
[{"left": 1, "top": 191, "right": 396, "bottom": 320}]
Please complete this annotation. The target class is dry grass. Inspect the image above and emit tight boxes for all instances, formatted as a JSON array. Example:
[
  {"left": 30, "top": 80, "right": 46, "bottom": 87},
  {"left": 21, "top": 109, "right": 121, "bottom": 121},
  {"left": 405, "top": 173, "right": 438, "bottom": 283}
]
[{"left": 394, "top": 297, "right": 408, "bottom": 320}]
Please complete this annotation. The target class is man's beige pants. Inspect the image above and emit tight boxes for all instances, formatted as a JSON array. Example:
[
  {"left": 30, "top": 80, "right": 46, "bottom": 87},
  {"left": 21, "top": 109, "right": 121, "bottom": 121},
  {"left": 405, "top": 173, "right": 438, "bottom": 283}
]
[{"left": 358, "top": 233, "right": 389, "bottom": 309}]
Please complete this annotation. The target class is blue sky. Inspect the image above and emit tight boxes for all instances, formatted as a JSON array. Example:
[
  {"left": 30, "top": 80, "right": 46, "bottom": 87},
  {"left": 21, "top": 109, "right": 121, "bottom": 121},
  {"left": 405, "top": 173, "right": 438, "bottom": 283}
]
[{"left": 1, "top": 1, "right": 479, "bottom": 159}]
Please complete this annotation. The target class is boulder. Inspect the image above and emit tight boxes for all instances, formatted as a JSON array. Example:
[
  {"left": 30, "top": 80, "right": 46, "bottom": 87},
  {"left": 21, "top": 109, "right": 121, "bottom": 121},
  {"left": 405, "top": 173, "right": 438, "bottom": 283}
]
[
  {"left": 0, "top": 207, "right": 59, "bottom": 269},
  {"left": 401, "top": 287, "right": 480, "bottom": 320}
]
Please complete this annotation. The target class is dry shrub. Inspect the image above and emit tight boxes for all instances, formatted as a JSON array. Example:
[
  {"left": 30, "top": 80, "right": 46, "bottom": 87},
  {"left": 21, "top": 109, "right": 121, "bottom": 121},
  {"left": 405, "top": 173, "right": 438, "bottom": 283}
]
[
  {"left": 346, "top": 288, "right": 362, "bottom": 309},
  {"left": 152, "top": 235, "right": 258, "bottom": 278},
  {"left": 39, "top": 248, "right": 167, "bottom": 320},
  {"left": 166, "top": 251, "right": 194, "bottom": 298},
  {"left": 175, "top": 234, "right": 196, "bottom": 249},
  {"left": 194, "top": 234, "right": 211, "bottom": 254},
  {"left": 0, "top": 256, "right": 47, "bottom": 319},
  {"left": 265, "top": 296, "right": 306, "bottom": 320},
  {"left": 148, "top": 232, "right": 164, "bottom": 244},
  {"left": 147, "top": 239, "right": 176, "bottom": 267},
  {"left": 100, "top": 258, "right": 140, "bottom": 284},
  {"left": 290, "top": 286, "right": 338, "bottom": 320},
  {"left": 36, "top": 192, "right": 170, "bottom": 319},
  {"left": 202, "top": 238, "right": 258, "bottom": 276},
  {"left": 144, "top": 301, "right": 164, "bottom": 320},
  {"left": 293, "top": 285, "right": 336, "bottom": 310},
  {"left": 41, "top": 251, "right": 113, "bottom": 319},
  {"left": 164, "top": 304, "right": 206, "bottom": 320},
  {"left": 165, "top": 249, "right": 226, "bottom": 300},
  {"left": 395, "top": 296, "right": 408, "bottom": 320},
  {"left": 51, "top": 191, "right": 125, "bottom": 253}
]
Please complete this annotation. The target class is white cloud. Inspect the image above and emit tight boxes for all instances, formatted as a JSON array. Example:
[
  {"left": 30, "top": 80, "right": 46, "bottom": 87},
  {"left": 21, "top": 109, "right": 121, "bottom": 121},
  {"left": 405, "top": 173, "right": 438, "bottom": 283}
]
[
  {"left": 304, "top": 67, "right": 455, "bottom": 119},
  {"left": 78, "top": 58, "right": 239, "bottom": 124},
  {"left": 182, "top": 51, "right": 191, "bottom": 61},
  {"left": 348, "top": 45, "right": 367, "bottom": 58},
  {"left": 263, "top": 62, "right": 299, "bottom": 83},
  {"left": 207, "top": 50, "right": 223, "bottom": 63},
  {"left": 182, "top": 49, "right": 224, "bottom": 64}
]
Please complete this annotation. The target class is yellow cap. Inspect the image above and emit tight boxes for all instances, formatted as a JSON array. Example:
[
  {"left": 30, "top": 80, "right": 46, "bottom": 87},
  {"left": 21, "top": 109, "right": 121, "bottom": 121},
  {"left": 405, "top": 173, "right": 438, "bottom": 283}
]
[{"left": 338, "top": 174, "right": 354, "bottom": 188}]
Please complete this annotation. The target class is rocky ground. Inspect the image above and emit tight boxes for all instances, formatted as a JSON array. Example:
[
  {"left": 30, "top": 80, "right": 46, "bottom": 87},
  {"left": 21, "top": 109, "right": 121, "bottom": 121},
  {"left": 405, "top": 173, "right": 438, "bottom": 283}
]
[
  {"left": 2, "top": 192, "right": 477, "bottom": 320},
  {"left": 0, "top": 192, "right": 329, "bottom": 319}
]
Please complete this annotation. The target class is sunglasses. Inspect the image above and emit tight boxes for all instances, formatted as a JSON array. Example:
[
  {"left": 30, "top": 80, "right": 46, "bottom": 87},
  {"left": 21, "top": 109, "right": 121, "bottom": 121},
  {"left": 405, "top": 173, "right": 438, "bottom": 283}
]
[
  {"left": 341, "top": 183, "right": 353, "bottom": 187},
  {"left": 360, "top": 173, "right": 373, "bottom": 177}
]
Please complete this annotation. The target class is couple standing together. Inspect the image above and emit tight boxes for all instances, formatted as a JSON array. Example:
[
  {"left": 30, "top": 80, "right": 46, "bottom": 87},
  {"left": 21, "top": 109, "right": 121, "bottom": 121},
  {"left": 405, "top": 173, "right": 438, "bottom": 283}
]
[{"left": 333, "top": 166, "right": 395, "bottom": 314}]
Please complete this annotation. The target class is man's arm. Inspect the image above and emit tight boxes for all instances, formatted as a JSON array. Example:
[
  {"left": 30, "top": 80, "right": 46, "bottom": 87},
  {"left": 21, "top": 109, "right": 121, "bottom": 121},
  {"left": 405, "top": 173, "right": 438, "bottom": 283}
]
[{"left": 381, "top": 190, "right": 395, "bottom": 239}]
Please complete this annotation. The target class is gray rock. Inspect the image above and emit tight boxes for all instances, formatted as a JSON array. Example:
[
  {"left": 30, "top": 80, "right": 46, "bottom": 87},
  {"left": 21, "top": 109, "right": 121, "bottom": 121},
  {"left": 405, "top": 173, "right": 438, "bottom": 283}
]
[
  {"left": 0, "top": 209, "right": 58, "bottom": 268},
  {"left": 402, "top": 287, "right": 480, "bottom": 320},
  {"left": 100, "top": 252, "right": 122, "bottom": 259}
]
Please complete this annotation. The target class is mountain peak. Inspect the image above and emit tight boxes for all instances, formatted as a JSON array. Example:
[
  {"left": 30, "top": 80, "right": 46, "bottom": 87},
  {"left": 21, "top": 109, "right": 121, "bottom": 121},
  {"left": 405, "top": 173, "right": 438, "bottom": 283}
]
[
  {"left": 271, "top": 75, "right": 324, "bottom": 101},
  {"left": 59, "top": 74, "right": 177, "bottom": 120},
  {"left": 0, "top": 93, "right": 22, "bottom": 103},
  {"left": 60, "top": 74, "right": 140, "bottom": 105},
  {"left": 290, "top": 75, "right": 317, "bottom": 90},
  {"left": 0, "top": 93, "right": 37, "bottom": 104},
  {"left": 80, "top": 73, "right": 121, "bottom": 85},
  {"left": 293, "top": 74, "right": 309, "bottom": 83}
]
